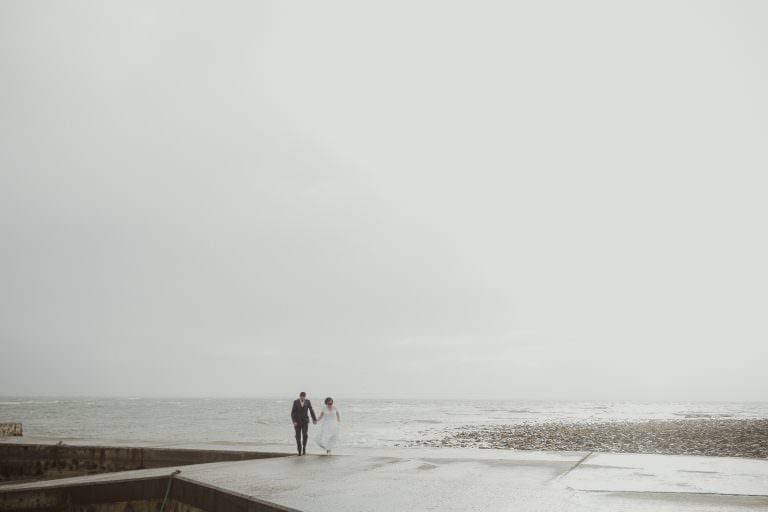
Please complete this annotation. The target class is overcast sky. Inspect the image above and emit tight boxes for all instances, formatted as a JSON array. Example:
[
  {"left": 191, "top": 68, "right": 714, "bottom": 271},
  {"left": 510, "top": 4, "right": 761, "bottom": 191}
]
[{"left": 1, "top": 1, "right": 766, "bottom": 400}]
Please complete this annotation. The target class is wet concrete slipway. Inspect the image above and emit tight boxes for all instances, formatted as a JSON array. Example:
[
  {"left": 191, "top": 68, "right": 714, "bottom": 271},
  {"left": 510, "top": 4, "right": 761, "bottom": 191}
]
[{"left": 1, "top": 437, "right": 767, "bottom": 511}]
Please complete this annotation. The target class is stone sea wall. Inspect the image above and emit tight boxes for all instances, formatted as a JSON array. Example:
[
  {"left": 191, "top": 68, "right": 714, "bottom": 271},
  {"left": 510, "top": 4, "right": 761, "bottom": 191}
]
[
  {"left": 0, "top": 423, "right": 23, "bottom": 437},
  {"left": 0, "top": 442, "right": 288, "bottom": 483}
]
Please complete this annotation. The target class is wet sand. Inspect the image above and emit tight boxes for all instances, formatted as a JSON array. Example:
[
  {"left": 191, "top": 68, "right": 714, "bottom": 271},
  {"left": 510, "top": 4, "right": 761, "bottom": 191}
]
[{"left": 413, "top": 419, "right": 768, "bottom": 459}]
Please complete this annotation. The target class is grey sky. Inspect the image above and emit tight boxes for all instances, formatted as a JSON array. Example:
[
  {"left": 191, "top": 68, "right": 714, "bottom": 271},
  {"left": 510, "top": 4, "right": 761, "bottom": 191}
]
[{"left": 1, "top": 1, "right": 766, "bottom": 400}]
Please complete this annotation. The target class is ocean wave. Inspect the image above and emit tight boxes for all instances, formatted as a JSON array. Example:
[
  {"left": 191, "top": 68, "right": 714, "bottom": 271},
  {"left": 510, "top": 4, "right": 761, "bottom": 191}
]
[
  {"left": 478, "top": 409, "right": 533, "bottom": 414},
  {"left": 677, "top": 413, "right": 734, "bottom": 419},
  {"left": 0, "top": 400, "right": 62, "bottom": 405}
]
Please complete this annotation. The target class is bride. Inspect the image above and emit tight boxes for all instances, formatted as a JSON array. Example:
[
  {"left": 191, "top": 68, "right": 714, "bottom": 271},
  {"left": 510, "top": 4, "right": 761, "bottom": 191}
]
[{"left": 314, "top": 397, "right": 340, "bottom": 455}]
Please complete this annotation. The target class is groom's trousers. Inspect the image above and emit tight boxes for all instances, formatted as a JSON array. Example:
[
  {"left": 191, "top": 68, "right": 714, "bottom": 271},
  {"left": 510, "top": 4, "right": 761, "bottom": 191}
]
[{"left": 294, "top": 423, "right": 308, "bottom": 453}]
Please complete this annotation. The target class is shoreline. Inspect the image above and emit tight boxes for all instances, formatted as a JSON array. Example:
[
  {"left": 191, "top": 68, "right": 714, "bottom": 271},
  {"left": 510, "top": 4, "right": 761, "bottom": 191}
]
[{"left": 412, "top": 419, "right": 768, "bottom": 459}]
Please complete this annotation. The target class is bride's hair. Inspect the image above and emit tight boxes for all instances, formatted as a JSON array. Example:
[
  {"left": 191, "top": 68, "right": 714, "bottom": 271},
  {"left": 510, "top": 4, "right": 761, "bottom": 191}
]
[{"left": 324, "top": 397, "right": 333, "bottom": 405}]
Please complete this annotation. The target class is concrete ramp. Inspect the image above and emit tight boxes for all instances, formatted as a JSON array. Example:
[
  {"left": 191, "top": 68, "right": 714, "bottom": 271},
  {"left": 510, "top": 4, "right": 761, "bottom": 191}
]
[
  {"left": 177, "top": 451, "right": 582, "bottom": 512},
  {"left": 559, "top": 452, "right": 768, "bottom": 495},
  {"left": 1, "top": 441, "right": 767, "bottom": 512},
  {"left": 172, "top": 450, "right": 768, "bottom": 512}
]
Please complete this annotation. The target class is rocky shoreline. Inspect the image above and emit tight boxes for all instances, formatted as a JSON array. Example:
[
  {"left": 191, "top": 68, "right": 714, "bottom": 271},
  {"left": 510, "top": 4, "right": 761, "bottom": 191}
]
[{"left": 412, "top": 419, "right": 768, "bottom": 459}]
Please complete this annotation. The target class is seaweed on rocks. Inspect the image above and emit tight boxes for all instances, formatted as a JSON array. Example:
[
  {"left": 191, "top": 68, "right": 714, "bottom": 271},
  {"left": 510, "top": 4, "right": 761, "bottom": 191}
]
[{"left": 412, "top": 419, "right": 768, "bottom": 459}]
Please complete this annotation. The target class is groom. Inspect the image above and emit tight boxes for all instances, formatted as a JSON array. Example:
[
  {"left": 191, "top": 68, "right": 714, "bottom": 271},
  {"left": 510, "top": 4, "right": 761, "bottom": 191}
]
[{"left": 290, "top": 391, "right": 317, "bottom": 455}]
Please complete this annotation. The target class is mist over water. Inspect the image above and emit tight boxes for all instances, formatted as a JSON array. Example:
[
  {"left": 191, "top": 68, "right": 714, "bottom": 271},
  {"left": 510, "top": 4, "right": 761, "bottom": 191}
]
[{"left": 2, "top": 398, "right": 767, "bottom": 450}]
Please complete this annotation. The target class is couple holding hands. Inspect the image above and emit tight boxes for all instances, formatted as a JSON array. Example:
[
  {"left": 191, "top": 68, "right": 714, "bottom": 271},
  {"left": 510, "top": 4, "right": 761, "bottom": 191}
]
[{"left": 291, "top": 392, "right": 340, "bottom": 455}]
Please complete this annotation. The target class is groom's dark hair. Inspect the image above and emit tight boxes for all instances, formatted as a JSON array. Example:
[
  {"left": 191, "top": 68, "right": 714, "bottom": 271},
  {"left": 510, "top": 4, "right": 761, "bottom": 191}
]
[{"left": 299, "top": 392, "right": 306, "bottom": 397}]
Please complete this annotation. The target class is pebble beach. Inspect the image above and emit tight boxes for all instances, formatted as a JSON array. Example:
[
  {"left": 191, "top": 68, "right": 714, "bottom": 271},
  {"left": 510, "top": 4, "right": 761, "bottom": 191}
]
[{"left": 413, "top": 419, "right": 768, "bottom": 459}]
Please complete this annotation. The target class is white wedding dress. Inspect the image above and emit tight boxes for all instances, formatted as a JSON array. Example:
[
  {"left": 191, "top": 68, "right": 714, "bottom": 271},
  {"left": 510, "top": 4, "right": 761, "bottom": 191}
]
[{"left": 314, "top": 405, "right": 340, "bottom": 451}]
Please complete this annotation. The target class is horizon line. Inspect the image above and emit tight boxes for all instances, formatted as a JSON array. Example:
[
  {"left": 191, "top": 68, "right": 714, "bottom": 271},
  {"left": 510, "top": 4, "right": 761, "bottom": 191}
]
[{"left": 1, "top": 395, "right": 767, "bottom": 404}]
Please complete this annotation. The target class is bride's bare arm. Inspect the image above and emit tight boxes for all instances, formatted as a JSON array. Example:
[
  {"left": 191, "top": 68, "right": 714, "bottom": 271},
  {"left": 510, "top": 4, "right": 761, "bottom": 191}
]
[{"left": 318, "top": 411, "right": 324, "bottom": 420}]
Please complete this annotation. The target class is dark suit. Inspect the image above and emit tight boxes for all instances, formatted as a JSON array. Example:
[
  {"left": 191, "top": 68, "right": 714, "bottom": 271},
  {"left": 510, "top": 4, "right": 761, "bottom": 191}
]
[{"left": 291, "top": 398, "right": 317, "bottom": 454}]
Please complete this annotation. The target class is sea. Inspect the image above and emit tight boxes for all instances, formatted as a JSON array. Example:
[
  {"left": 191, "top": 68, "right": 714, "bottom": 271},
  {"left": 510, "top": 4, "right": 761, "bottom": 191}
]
[{"left": 2, "top": 398, "right": 767, "bottom": 450}]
